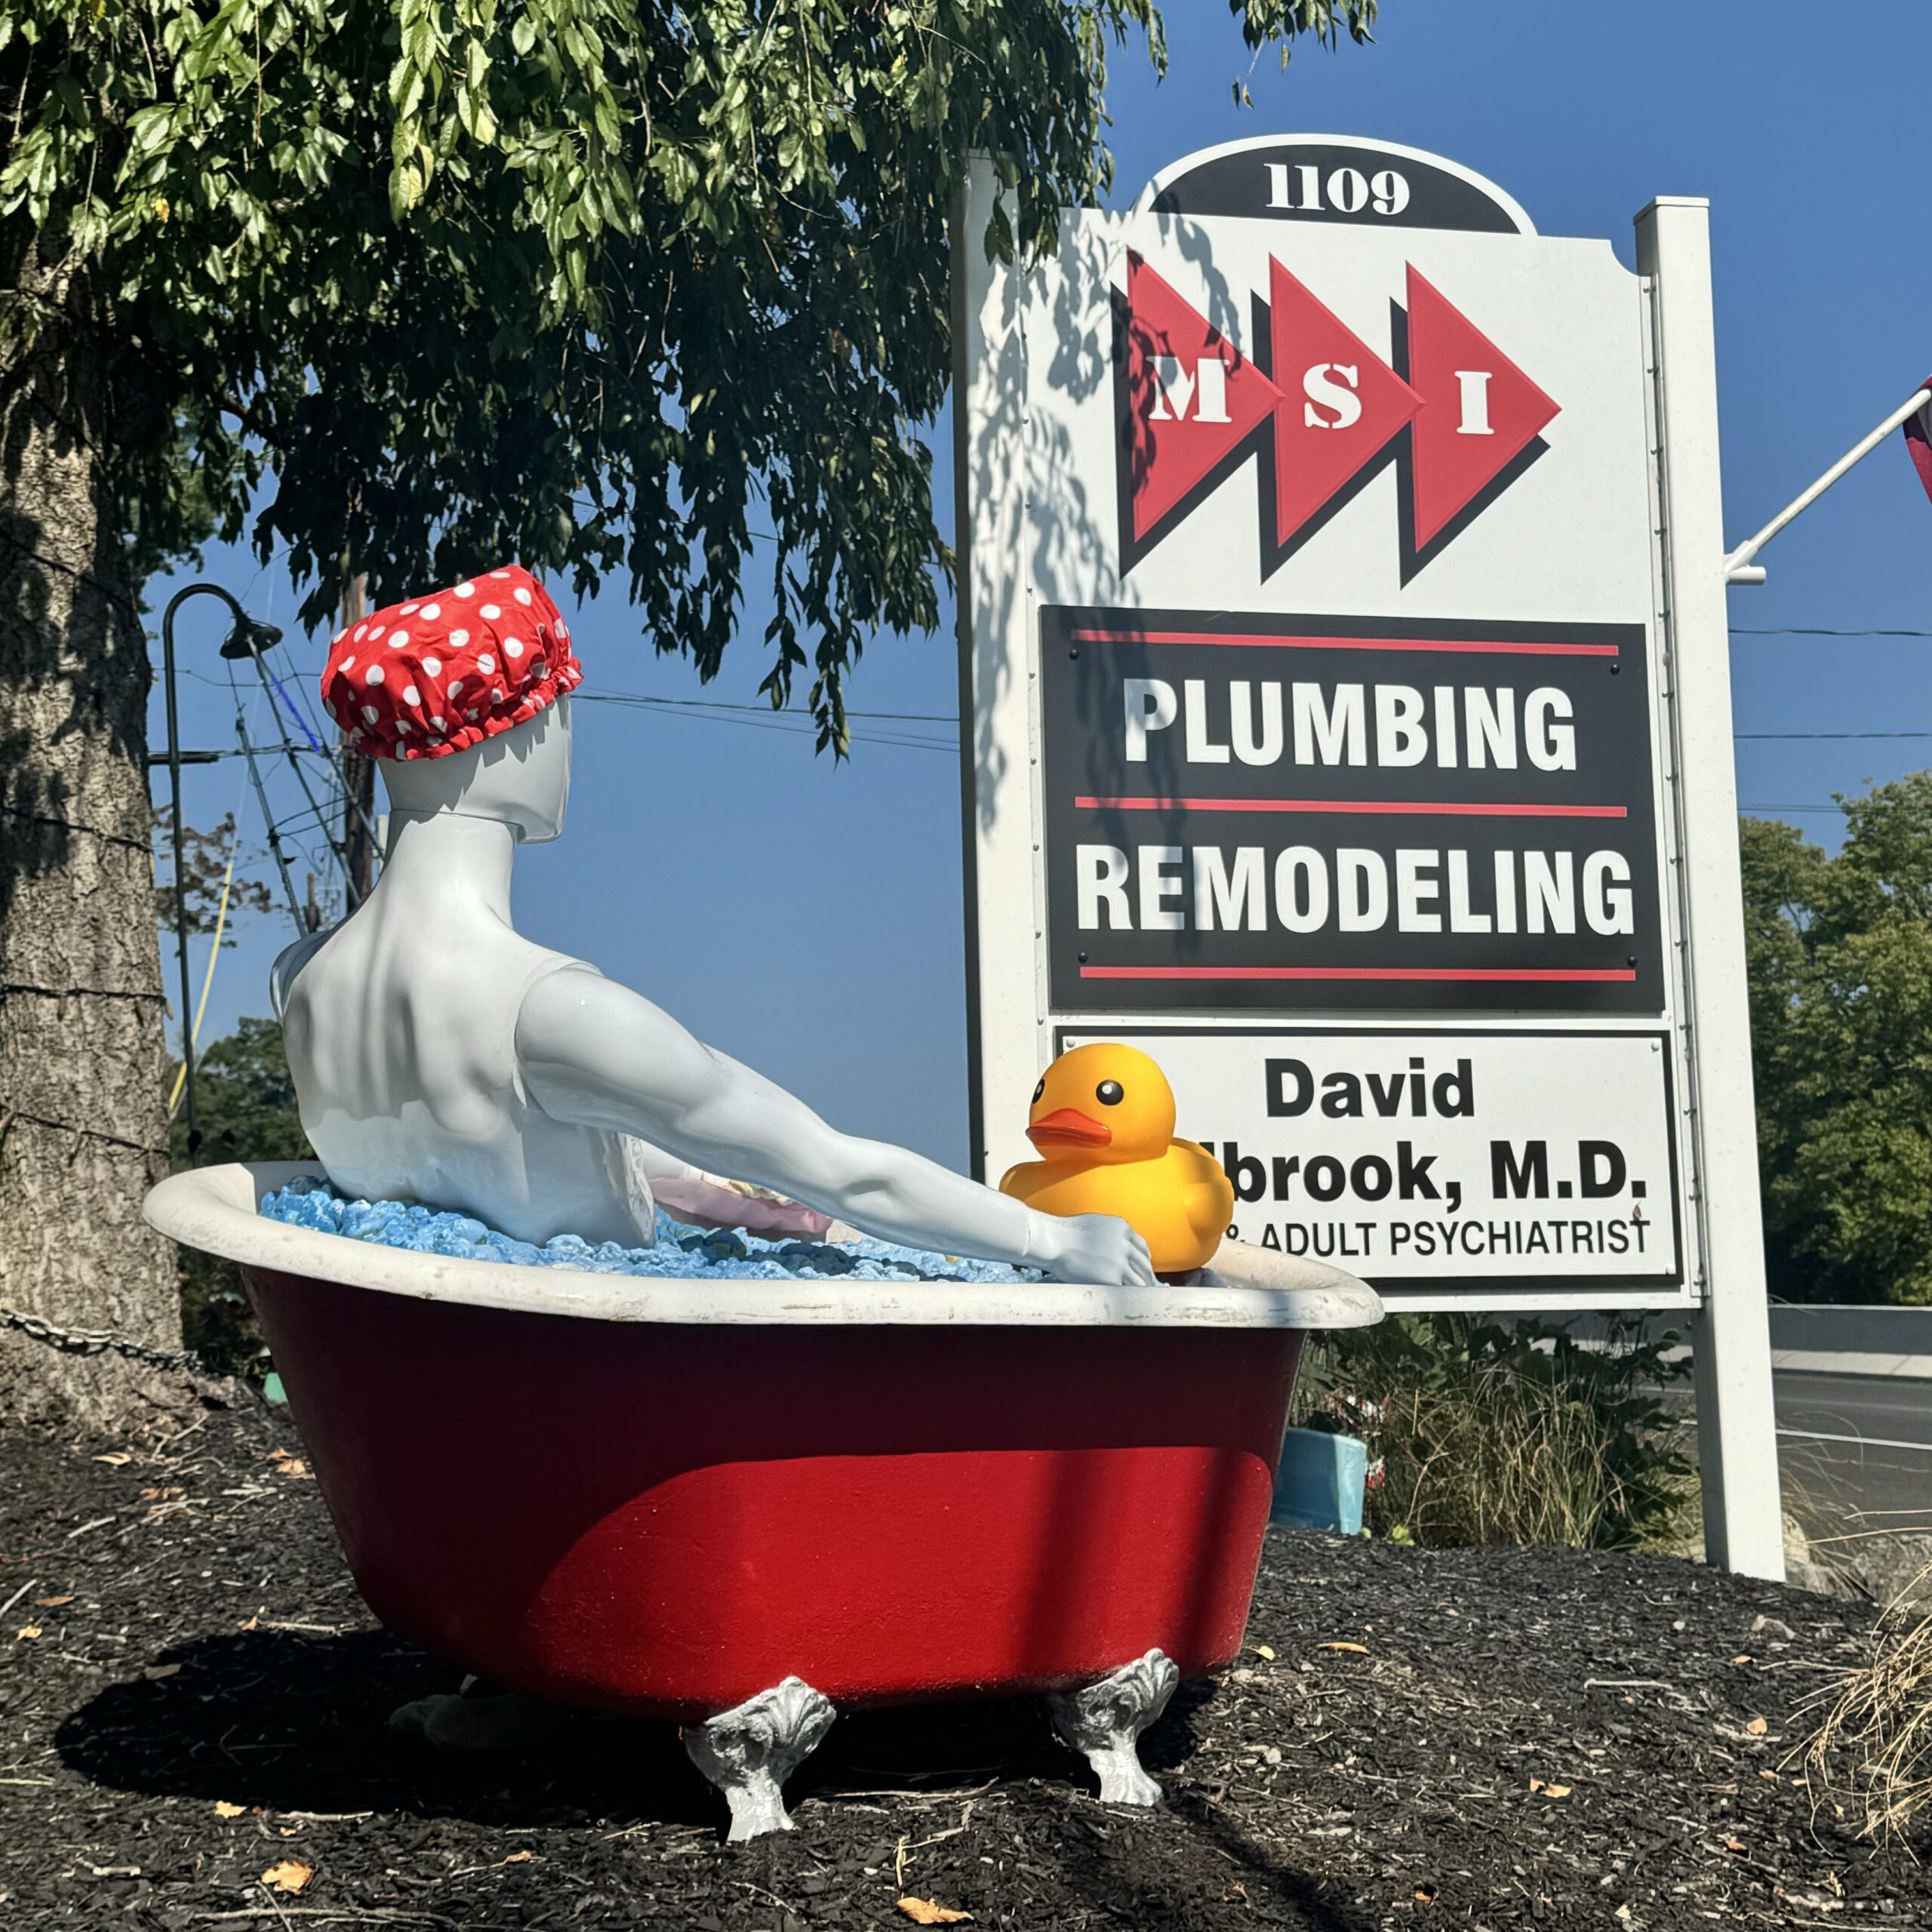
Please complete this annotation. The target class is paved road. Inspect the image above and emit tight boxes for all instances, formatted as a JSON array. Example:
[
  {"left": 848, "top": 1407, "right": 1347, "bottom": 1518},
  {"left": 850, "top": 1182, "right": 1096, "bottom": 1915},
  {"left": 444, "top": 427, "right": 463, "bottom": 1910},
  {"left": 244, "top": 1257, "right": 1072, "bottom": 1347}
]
[{"left": 1772, "top": 1367, "right": 1932, "bottom": 1525}]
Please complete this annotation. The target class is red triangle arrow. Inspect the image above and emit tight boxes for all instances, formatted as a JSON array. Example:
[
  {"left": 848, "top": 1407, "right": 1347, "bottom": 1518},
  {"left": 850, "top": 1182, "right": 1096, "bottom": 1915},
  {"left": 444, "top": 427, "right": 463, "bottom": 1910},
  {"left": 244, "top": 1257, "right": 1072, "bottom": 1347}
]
[
  {"left": 1405, "top": 265, "right": 1560, "bottom": 551},
  {"left": 1122, "top": 252, "right": 1281, "bottom": 542},
  {"left": 1268, "top": 257, "right": 1423, "bottom": 549}
]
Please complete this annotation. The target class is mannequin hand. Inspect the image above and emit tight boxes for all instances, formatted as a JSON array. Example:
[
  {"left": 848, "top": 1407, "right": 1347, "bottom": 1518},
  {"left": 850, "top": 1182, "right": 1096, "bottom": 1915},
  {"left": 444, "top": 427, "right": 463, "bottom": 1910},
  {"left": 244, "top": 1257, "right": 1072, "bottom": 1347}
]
[{"left": 1038, "top": 1213, "right": 1158, "bottom": 1287}]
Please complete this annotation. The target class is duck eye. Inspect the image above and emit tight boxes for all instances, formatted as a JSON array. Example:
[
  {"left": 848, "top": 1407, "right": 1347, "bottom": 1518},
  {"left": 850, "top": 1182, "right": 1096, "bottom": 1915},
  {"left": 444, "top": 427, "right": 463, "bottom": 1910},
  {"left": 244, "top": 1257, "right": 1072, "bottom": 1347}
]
[
  {"left": 1031, "top": 1078, "right": 1045, "bottom": 1103},
  {"left": 1096, "top": 1080, "right": 1124, "bottom": 1106}
]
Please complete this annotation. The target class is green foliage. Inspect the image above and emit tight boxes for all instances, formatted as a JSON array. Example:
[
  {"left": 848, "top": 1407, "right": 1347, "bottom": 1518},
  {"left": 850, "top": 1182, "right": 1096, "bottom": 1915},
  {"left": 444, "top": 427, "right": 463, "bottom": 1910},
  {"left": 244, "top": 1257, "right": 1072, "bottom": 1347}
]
[
  {"left": 1297, "top": 1312, "right": 1694, "bottom": 1551},
  {"left": 2, "top": 0, "right": 1374, "bottom": 745},
  {"left": 1743, "top": 777, "right": 1932, "bottom": 1306},
  {"left": 168, "top": 1016, "right": 309, "bottom": 1375}
]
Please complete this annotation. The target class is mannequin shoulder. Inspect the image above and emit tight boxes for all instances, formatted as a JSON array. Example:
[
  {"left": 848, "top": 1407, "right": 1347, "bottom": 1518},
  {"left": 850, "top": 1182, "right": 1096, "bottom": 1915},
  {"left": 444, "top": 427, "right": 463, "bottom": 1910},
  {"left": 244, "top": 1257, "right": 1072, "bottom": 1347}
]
[
  {"left": 516, "top": 964, "right": 709, "bottom": 1091},
  {"left": 269, "top": 927, "right": 337, "bottom": 1019},
  {"left": 515, "top": 961, "right": 641, "bottom": 1054}
]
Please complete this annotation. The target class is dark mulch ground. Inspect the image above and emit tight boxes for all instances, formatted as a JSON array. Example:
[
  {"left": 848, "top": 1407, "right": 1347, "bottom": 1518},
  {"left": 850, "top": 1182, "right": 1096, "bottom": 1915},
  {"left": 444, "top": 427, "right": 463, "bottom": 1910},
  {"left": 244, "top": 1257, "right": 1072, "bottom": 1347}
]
[{"left": 0, "top": 1401, "right": 1924, "bottom": 1931}]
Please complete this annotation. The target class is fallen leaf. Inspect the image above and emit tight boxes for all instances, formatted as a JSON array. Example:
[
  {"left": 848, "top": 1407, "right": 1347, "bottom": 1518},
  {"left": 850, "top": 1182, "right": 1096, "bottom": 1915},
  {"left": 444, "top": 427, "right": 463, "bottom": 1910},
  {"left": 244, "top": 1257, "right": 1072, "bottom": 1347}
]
[
  {"left": 261, "top": 1860, "right": 314, "bottom": 1895},
  {"left": 1220, "top": 1881, "right": 1247, "bottom": 1903},
  {"left": 897, "top": 1900, "right": 972, "bottom": 1925},
  {"left": 1414, "top": 1881, "right": 1440, "bottom": 1903},
  {"left": 34, "top": 1596, "right": 72, "bottom": 1608},
  {"left": 503, "top": 1850, "right": 535, "bottom": 1864},
  {"left": 1528, "top": 1779, "right": 1572, "bottom": 1798},
  {"left": 1759, "top": 1768, "right": 1780, "bottom": 1783},
  {"left": 275, "top": 1458, "right": 313, "bottom": 1480},
  {"left": 94, "top": 1453, "right": 134, "bottom": 1467},
  {"left": 1721, "top": 1835, "right": 1746, "bottom": 1854},
  {"left": 1730, "top": 1654, "right": 1753, "bottom": 1666},
  {"left": 215, "top": 1801, "right": 245, "bottom": 1819},
  {"left": 1745, "top": 1716, "right": 1767, "bottom": 1736},
  {"left": 143, "top": 1663, "right": 181, "bottom": 1681},
  {"left": 1317, "top": 1641, "right": 1369, "bottom": 1654},
  {"left": 16, "top": 1626, "right": 40, "bottom": 1641},
  {"left": 1252, "top": 1644, "right": 1276, "bottom": 1660}
]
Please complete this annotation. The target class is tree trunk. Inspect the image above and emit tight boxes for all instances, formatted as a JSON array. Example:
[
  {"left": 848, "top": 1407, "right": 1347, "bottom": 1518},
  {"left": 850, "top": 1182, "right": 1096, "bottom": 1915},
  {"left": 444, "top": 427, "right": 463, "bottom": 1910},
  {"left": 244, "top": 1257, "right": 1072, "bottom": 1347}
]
[{"left": 0, "top": 260, "right": 188, "bottom": 1428}]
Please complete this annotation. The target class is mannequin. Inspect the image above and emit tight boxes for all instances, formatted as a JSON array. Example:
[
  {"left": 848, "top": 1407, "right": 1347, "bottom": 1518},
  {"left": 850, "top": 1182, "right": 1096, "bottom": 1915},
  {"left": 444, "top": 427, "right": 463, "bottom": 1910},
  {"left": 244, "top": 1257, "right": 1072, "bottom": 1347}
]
[{"left": 275, "top": 696, "right": 1155, "bottom": 1287}]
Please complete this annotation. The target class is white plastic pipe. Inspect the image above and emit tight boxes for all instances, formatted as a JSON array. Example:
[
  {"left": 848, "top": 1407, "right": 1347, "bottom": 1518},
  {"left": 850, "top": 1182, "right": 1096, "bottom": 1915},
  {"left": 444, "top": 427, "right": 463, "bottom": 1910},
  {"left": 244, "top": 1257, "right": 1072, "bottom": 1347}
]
[{"left": 1724, "top": 384, "right": 1930, "bottom": 585}]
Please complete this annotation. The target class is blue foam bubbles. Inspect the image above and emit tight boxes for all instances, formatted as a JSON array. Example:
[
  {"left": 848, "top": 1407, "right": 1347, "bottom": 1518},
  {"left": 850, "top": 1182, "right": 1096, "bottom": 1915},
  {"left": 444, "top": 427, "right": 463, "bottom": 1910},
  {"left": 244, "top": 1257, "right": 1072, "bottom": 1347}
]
[{"left": 258, "top": 1177, "right": 1045, "bottom": 1285}]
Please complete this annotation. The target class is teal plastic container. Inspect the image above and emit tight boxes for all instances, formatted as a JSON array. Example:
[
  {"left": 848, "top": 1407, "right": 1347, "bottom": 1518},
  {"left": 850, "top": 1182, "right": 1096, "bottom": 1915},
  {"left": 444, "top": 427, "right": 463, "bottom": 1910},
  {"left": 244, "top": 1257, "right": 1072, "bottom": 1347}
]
[{"left": 1272, "top": 1426, "right": 1367, "bottom": 1536}]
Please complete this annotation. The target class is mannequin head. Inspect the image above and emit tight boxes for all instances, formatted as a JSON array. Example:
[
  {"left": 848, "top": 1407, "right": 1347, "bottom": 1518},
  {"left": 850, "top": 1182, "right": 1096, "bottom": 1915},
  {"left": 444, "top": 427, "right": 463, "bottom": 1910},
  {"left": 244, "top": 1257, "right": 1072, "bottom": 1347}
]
[{"left": 378, "top": 697, "right": 573, "bottom": 844}]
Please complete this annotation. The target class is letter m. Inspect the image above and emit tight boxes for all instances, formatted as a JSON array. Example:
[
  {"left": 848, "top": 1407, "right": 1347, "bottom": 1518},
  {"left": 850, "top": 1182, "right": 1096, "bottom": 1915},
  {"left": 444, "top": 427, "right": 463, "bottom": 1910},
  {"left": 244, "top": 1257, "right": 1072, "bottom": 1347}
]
[
  {"left": 1490, "top": 1140, "right": 1549, "bottom": 1200},
  {"left": 1149, "top": 355, "right": 1230, "bottom": 424}
]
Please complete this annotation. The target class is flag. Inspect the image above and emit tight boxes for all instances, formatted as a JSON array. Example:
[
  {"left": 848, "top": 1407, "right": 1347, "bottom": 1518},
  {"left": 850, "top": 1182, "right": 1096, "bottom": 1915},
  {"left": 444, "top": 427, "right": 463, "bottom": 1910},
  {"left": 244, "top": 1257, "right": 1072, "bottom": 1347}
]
[{"left": 1907, "top": 377, "right": 1932, "bottom": 506}]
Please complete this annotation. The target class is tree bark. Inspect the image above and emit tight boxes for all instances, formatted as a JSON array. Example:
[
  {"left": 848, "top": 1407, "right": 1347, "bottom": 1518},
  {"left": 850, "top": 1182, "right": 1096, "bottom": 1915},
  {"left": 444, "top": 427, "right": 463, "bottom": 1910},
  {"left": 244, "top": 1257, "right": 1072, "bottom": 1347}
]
[{"left": 0, "top": 257, "right": 188, "bottom": 1427}]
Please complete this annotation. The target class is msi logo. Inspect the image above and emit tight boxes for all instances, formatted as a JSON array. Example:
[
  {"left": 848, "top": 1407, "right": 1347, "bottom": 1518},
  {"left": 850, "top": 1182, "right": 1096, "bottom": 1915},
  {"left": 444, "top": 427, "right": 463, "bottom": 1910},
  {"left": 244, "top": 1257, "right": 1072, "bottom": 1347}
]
[{"left": 1113, "top": 252, "right": 1559, "bottom": 580}]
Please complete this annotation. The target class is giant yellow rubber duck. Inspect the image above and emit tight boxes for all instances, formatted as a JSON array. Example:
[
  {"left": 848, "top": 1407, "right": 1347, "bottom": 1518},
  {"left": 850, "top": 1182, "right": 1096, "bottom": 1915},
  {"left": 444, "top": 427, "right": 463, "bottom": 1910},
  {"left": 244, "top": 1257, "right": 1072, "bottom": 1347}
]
[{"left": 998, "top": 1042, "right": 1234, "bottom": 1276}]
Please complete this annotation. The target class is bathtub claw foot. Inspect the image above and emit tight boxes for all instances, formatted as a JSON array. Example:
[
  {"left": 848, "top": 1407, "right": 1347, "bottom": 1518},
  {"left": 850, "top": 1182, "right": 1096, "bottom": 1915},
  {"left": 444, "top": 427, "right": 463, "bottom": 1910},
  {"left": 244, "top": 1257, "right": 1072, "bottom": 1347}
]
[
  {"left": 684, "top": 1676, "right": 835, "bottom": 1841},
  {"left": 1048, "top": 1648, "right": 1180, "bottom": 1806}
]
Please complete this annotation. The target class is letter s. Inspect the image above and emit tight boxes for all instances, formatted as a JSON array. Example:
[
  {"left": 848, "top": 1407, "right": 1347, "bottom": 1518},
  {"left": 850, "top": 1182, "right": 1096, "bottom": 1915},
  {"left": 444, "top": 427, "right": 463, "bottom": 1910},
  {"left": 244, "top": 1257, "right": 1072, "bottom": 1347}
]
[{"left": 1303, "top": 363, "right": 1363, "bottom": 430}]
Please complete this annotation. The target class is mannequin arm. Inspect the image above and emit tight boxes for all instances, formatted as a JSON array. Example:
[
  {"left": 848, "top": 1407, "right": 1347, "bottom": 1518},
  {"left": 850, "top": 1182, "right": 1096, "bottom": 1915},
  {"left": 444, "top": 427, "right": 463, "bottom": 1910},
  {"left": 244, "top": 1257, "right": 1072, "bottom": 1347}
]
[{"left": 515, "top": 967, "right": 1154, "bottom": 1285}]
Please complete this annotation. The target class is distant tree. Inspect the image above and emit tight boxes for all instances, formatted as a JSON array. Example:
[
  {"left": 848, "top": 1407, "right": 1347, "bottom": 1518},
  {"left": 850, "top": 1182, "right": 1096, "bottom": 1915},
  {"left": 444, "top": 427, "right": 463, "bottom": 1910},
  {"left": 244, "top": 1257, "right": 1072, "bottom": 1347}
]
[
  {"left": 151, "top": 810, "right": 275, "bottom": 943},
  {"left": 168, "top": 1016, "right": 311, "bottom": 1170},
  {"left": 1741, "top": 776, "right": 1932, "bottom": 1306},
  {"left": 0, "top": 0, "right": 1377, "bottom": 1425},
  {"left": 167, "top": 1017, "right": 309, "bottom": 1375}
]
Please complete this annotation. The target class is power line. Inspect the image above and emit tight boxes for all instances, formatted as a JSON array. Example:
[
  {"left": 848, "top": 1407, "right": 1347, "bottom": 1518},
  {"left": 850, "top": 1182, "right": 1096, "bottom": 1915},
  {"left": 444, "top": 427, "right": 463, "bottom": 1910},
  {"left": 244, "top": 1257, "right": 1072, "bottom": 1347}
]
[
  {"left": 582, "top": 687, "right": 958, "bottom": 725},
  {"left": 1731, "top": 626, "right": 1932, "bottom": 638},
  {"left": 1736, "top": 730, "right": 1932, "bottom": 740}
]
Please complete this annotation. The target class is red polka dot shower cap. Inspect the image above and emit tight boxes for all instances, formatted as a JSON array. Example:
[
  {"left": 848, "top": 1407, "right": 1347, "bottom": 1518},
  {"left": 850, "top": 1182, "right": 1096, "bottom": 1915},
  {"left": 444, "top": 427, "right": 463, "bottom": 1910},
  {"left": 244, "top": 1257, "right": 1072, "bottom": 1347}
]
[{"left": 320, "top": 564, "right": 583, "bottom": 761}]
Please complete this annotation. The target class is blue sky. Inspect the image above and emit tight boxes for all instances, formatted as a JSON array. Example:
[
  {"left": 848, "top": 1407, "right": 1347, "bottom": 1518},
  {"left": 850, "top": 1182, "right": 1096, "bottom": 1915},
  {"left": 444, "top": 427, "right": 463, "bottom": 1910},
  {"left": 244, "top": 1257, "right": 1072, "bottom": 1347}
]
[{"left": 151, "top": 2, "right": 1932, "bottom": 1167}]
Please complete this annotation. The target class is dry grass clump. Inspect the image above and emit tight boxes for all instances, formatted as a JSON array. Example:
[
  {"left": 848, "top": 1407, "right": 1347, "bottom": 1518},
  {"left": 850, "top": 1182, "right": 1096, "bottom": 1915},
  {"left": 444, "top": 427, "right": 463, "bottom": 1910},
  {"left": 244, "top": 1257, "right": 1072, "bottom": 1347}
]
[
  {"left": 1364, "top": 1371, "right": 1671, "bottom": 1549},
  {"left": 1801, "top": 1561, "right": 1932, "bottom": 1841},
  {"left": 1296, "top": 1313, "right": 1695, "bottom": 1552}
]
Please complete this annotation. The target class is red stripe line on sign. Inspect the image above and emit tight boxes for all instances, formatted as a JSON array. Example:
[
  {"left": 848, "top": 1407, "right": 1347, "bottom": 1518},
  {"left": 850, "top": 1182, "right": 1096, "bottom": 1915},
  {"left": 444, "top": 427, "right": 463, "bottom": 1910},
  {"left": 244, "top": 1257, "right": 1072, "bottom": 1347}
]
[
  {"left": 1072, "top": 796, "right": 1628, "bottom": 818},
  {"left": 1069, "top": 629, "right": 1620, "bottom": 657},
  {"left": 1078, "top": 965, "right": 1638, "bottom": 983}
]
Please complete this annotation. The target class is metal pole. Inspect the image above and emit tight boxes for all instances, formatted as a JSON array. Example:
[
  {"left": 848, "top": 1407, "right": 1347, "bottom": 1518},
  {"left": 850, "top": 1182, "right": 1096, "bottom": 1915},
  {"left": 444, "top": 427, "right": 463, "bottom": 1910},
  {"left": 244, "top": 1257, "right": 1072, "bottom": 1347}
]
[
  {"left": 160, "top": 587, "right": 199, "bottom": 1162},
  {"left": 157, "top": 580, "right": 284, "bottom": 1158},
  {"left": 1635, "top": 195, "right": 1786, "bottom": 1581},
  {"left": 1723, "top": 384, "right": 1931, "bottom": 585}
]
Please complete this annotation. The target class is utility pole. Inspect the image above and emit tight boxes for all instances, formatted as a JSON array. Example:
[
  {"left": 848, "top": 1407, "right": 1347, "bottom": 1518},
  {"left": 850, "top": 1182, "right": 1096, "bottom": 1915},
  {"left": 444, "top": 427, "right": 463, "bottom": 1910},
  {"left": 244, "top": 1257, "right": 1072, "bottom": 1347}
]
[{"left": 339, "top": 574, "right": 377, "bottom": 906}]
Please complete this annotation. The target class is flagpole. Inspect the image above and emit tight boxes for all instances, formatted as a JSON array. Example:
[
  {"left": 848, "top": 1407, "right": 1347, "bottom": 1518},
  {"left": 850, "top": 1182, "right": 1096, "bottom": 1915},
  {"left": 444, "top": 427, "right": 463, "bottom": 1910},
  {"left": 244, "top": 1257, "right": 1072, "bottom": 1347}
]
[{"left": 1723, "top": 383, "right": 1931, "bottom": 584}]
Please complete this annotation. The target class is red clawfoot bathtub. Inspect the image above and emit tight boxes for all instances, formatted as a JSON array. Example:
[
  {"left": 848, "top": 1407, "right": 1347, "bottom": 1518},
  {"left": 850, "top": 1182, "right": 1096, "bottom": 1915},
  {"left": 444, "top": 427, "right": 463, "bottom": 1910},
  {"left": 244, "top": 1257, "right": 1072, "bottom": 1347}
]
[{"left": 146, "top": 1161, "right": 1380, "bottom": 1823}]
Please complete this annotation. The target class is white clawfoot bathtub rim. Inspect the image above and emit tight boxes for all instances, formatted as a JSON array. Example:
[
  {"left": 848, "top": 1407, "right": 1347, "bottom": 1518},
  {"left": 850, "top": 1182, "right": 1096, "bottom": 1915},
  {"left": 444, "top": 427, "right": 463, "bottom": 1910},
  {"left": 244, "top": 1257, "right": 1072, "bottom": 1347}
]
[{"left": 144, "top": 1161, "right": 1384, "bottom": 1332}]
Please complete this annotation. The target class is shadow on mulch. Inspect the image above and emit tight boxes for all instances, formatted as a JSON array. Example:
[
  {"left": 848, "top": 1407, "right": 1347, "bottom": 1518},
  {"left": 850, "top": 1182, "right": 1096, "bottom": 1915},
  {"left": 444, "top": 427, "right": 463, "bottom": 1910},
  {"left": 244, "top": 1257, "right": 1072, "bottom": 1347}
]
[
  {"left": 52, "top": 1626, "right": 1215, "bottom": 1831},
  {"left": 56, "top": 1628, "right": 715, "bottom": 1828}
]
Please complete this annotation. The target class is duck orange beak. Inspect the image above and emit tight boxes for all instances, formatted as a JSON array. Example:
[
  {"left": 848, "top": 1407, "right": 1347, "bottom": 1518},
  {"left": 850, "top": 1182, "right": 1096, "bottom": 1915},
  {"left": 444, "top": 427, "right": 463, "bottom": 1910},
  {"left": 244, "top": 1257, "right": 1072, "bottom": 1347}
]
[{"left": 1027, "top": 1108, "right": 1112, "bottom": 1150}]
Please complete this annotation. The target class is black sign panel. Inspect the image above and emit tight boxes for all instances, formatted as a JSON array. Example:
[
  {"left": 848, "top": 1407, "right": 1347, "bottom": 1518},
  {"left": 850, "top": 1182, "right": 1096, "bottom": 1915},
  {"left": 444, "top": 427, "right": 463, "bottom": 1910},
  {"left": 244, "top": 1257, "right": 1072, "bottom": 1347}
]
[
  {"left": 1040, "top": 605, "right": 1663, "bottom": 1014},
  {"left": 1146, "top": 141, "right": 1527, "bottom": 233}
]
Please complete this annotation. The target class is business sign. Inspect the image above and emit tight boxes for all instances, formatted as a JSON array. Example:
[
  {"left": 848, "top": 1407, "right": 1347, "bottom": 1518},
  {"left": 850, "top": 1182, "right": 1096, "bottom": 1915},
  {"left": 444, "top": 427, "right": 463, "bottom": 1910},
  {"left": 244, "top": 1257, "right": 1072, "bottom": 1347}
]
[
  {"left": 1059, "top": 1027, "right": 1680, "bottom": 1291},
  {"left": 1039, "top": 606, "right": 1661, "bottom": 1013},
  {"left": 953, "top": 135, "right": 1764, "bottom": 1317}
]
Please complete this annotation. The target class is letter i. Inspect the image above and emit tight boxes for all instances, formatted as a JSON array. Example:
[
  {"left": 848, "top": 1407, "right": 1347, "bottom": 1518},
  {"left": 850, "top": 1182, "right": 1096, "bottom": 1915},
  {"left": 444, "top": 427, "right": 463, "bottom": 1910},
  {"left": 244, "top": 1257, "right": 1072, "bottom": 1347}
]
[{"left": 1494, "top": 851, "right": 1518, "bottom": 934}]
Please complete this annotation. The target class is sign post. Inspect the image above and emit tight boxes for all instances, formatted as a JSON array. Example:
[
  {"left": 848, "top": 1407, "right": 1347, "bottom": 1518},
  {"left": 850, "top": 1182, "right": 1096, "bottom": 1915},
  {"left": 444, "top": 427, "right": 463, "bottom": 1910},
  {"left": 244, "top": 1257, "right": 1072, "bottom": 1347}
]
[{"left": 953, "top": 140, "right": 1784, "bottom": 1577}]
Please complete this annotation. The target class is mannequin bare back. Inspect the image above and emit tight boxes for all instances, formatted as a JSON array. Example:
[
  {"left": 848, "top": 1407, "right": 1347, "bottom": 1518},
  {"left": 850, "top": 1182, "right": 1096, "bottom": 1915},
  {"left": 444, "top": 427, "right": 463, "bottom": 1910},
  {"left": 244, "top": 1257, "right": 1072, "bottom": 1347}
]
[{"left": 275, "top": 701, "right": 1153, "bottom": 1285}]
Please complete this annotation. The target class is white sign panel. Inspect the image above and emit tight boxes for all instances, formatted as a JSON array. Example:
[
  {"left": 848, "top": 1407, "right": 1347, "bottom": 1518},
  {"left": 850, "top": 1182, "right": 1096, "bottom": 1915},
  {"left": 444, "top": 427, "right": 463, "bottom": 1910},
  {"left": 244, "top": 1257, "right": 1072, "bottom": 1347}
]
[
  {"left": 1060, "top": 1026, "right": 1681, "bottom": 1294},
  {"left": 953, "top": 136, "right": 1740, "bottom": 1316}
]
